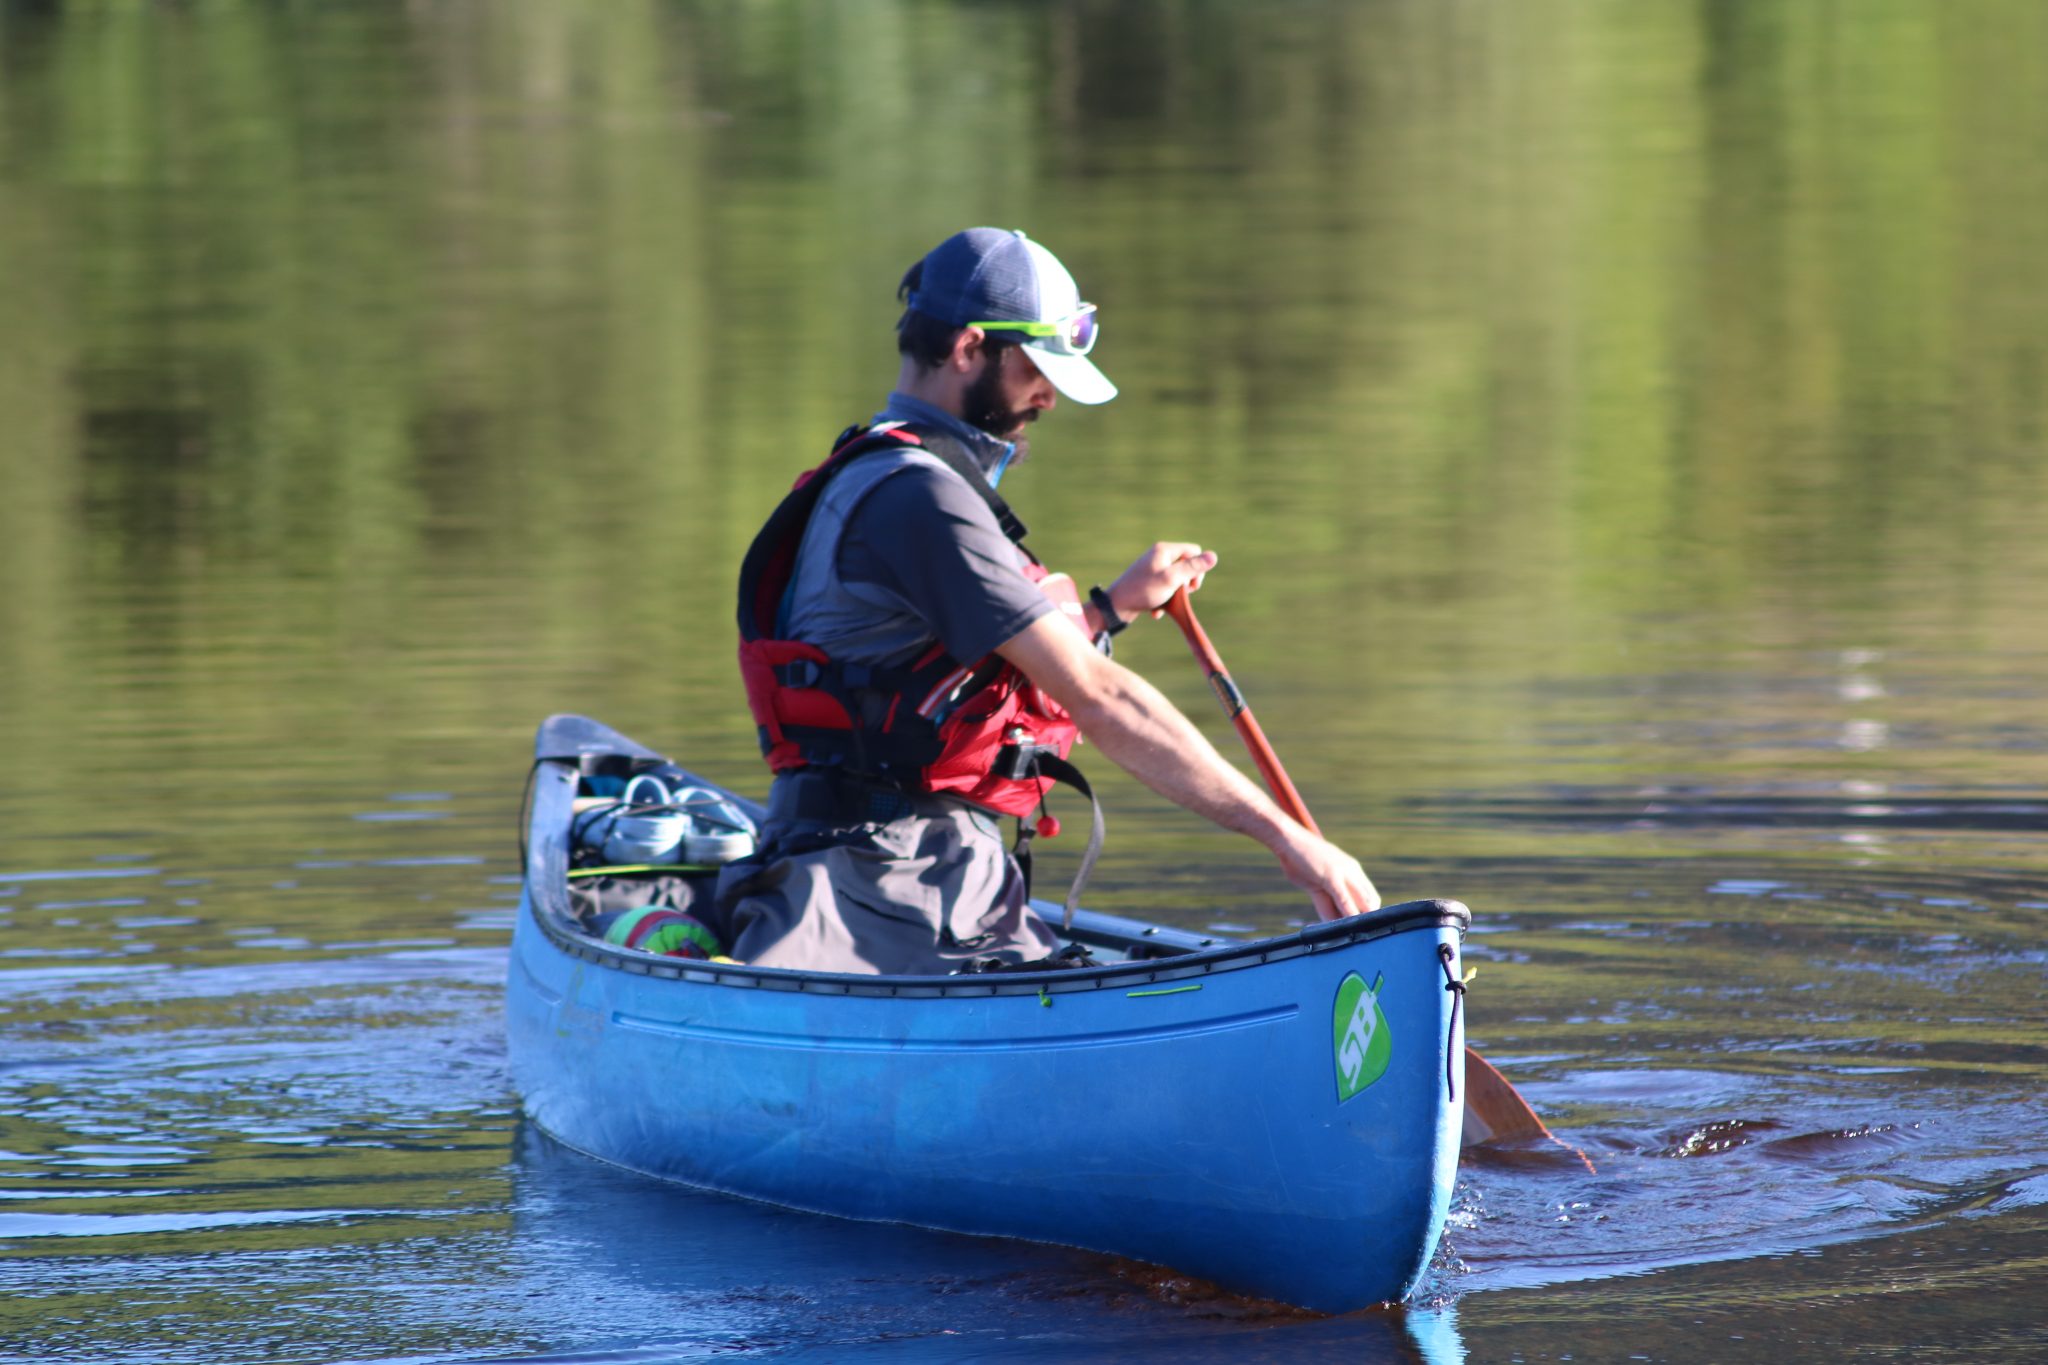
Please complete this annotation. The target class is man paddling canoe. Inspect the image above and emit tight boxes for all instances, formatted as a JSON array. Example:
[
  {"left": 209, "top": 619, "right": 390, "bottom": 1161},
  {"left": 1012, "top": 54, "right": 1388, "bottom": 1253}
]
[{"left": 718, "top": 227, "right": 1379, "bottom": 973}]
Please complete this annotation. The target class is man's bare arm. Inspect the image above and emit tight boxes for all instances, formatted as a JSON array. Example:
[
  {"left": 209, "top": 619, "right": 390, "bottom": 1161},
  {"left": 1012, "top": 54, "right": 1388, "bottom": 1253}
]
[{"left": 997, "top": 613, "right": 1381, "bottom": 918}]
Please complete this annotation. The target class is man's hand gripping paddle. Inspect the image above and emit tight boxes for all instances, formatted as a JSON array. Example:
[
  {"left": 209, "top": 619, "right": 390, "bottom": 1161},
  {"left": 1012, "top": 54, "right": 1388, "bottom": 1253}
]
[{"left": 1161, "top": 587, "right": 1585, "bottom": 1163}]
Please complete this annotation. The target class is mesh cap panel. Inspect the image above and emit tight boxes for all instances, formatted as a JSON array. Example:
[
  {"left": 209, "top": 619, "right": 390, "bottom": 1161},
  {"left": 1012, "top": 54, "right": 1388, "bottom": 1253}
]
[{"left": 908, "top": 228, "right": 1042, "bottom": 326}]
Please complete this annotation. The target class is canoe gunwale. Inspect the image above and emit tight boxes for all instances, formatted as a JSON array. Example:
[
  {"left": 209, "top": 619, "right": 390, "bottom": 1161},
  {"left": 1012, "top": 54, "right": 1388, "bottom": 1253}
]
[{"left": 522, "top": 734, "right": 1469, "bottom": 1001}]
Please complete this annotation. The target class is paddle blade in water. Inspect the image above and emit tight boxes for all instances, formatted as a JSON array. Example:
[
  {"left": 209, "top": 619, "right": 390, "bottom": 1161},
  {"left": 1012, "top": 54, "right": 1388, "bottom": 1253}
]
[{"left": 1463, "top": 1047, "right": 1596, "bottom": 1172}]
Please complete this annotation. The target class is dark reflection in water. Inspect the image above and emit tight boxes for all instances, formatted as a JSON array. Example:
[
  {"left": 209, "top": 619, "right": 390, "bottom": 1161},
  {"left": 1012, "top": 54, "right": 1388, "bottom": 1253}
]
[{"left": 4, "top": 1, "right": 2048, "bottom": 1361}]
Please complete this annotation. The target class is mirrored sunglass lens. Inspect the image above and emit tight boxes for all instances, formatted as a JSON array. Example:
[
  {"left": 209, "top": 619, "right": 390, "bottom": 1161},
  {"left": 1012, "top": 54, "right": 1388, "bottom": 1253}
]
[{"left": 1066, "top": 310, "right": 1097, "bottom": 353}]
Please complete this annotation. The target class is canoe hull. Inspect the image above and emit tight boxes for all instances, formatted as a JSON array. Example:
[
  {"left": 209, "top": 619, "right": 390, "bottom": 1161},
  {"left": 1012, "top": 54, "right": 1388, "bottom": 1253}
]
[{"left": 507, "top": 717, "right": 1466, "bottom": 1312}]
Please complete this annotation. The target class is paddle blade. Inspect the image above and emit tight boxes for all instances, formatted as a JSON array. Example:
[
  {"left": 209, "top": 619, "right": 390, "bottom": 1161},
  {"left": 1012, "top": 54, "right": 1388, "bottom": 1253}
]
[
  {"left": 1462, "top": 1047, "right": 1595, "bottom": 1172},
  {"left": 1462, "top": 1047, "right": 1546, "bottom": 1143}
]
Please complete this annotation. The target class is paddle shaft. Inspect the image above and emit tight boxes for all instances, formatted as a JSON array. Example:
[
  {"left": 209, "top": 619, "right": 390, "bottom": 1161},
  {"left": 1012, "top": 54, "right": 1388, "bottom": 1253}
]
[{"left": 1160, "top": 589, "right": 1336, "bottom": 913}]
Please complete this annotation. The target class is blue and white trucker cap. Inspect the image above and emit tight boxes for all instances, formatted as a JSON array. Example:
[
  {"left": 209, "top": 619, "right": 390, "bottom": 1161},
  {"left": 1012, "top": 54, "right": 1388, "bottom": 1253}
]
[{"left": 901, "top": 227, "right": 1117, "bottom": 405}]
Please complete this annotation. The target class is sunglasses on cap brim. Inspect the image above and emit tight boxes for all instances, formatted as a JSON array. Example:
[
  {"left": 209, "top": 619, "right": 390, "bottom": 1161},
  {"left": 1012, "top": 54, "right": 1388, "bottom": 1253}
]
[{"left": 965, "top": 303, "right": 1099, "bottom": 357}]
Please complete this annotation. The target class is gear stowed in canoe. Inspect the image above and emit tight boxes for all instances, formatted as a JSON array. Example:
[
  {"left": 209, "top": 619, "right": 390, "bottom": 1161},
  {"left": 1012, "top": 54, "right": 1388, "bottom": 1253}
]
[{"left": 506, "top": 714, "right": 1470, "bottom": 1312}]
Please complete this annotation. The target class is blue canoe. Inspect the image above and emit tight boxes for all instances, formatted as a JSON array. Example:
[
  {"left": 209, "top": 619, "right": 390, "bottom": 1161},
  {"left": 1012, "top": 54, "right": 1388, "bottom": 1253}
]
[{"left": 506, "top": 715, "right": 1469, "bottom": 1312}]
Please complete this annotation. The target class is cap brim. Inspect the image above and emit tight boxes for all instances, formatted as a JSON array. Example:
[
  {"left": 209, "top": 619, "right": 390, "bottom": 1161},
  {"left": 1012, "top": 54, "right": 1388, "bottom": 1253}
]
[{"left": 1022, "top": 344, "right": 1117, "bottom": 405}]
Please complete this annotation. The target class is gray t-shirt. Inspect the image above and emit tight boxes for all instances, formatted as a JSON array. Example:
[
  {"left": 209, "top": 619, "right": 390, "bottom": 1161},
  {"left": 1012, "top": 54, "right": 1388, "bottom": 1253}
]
[{"left": 833, "top": 461, "right": 1055, "bottom": 666}]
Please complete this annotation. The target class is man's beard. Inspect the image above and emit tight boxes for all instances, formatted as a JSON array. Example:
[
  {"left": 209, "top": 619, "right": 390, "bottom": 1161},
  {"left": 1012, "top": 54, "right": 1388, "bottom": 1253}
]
[{"left": 962, "top": 351, "right": 1039, "bottom": 457}]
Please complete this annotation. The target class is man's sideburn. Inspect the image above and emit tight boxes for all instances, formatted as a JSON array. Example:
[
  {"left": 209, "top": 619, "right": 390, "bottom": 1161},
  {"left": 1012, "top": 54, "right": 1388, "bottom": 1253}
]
[{"left": 962, "top": 346, "right": 1039, "bottom": 459}]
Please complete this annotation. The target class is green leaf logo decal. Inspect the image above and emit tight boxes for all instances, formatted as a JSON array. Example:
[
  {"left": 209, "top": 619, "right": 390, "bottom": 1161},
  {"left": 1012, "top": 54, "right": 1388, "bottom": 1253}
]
[{"left": 1332, "top": 971, "right": 1392, "bottom": 1102}]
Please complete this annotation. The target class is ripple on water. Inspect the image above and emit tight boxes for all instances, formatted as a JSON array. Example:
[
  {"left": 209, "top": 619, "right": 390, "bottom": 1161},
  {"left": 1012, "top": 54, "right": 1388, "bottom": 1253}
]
[
  {"left": 1448, "top": 1060, "right": 2034, "bottom": 1298},
  {"left": 1447, "top": 810, "right": 2038, "bottom": 1295},
  {"left": 0, "top": 1207, "right": 375, "bottom": 1239}
]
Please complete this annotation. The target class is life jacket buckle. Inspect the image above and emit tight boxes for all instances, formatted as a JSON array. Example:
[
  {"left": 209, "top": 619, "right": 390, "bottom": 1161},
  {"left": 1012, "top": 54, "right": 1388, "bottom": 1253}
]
[
  {"left": 993, "top": 726, "right": 1056, "bottom": 782},
  {"left": 773, "top": 659, "right": 824, "bottom": 688}
]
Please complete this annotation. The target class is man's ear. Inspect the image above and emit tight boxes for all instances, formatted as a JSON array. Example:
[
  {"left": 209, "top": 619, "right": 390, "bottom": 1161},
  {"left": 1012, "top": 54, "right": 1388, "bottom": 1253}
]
[{"left": 948, "top": 325, "right": 989, "bottom": 373}]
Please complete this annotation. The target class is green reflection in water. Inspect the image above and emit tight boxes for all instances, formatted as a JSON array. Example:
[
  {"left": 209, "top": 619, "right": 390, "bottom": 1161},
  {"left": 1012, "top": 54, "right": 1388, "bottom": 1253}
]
[{"left": 0, "top": 0, "right": 2042, "bottom": 821}]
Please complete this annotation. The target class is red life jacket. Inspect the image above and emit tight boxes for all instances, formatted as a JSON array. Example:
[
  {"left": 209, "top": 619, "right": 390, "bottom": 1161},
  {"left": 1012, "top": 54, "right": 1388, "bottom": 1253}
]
[{"left": 736, "top": 422, "right": 1088, "bottom": 820}]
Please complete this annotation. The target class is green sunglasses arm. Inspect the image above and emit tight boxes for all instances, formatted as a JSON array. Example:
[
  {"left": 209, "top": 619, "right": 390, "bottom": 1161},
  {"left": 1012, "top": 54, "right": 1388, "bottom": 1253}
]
[{"left": 964, "top": 320, "right": 1060, "bottom": 336}]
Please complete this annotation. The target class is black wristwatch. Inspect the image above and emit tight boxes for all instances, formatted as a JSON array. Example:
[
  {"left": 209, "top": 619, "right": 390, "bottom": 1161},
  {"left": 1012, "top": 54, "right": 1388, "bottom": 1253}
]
[{"left": 1088, "top": 584, "right": 1129, "bottom": 637}]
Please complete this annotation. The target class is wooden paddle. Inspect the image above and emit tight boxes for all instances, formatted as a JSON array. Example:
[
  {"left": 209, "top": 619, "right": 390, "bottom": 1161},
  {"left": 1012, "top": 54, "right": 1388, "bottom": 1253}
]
[{"left": 1160, "top": 585, "right": 1563, "bottom": 1152}]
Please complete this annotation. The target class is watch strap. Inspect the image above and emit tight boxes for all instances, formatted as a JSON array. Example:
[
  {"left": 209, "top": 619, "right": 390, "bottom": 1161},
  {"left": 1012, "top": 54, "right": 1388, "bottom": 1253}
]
[{"left": 1088, "top": 584, "right": 1129, "bottom": 637}]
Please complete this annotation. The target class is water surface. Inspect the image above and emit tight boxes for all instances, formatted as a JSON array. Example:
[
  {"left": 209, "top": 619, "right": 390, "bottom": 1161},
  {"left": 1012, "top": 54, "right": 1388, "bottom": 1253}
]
[{"left": 3, "top": 2, "right": 2046, "bottom": 1361}]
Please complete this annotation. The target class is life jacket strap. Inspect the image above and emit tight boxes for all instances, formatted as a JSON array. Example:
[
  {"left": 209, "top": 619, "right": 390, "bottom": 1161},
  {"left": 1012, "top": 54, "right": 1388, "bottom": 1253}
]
[
  {"left": 1008, "top": 752, "right": 1104, "bottom": 935},
  {"left": 772, "top": 658, "right": 898, "bottom": 693},
  {"left": 897, "top": 427, "right": 1030, "bottom": 545}
]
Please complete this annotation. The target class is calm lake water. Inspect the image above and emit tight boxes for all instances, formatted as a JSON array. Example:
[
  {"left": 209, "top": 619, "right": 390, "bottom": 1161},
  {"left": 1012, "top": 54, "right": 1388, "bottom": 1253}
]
[{"left": 4, "top": 2, "right": 2046, "bottom": 1361}]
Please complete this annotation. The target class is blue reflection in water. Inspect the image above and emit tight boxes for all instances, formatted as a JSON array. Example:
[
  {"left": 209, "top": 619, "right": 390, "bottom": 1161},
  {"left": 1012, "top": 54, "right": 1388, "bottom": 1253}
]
[{"left": 500, "top": 1123, "right": 1466, "bottom": 1363}]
